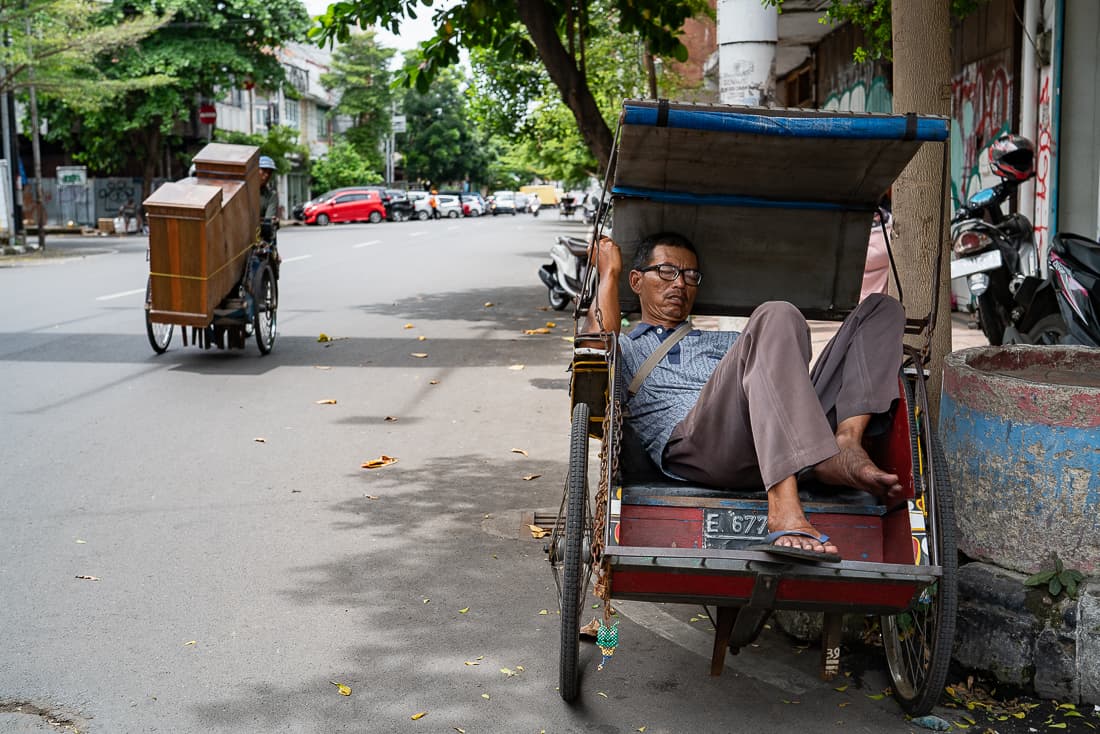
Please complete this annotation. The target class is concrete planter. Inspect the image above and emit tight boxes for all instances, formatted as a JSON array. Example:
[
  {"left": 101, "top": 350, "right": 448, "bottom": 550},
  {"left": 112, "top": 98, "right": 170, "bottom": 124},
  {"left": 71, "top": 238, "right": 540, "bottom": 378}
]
[{"left": 940, "top": 346, "right": 1100, "bottom": 575}]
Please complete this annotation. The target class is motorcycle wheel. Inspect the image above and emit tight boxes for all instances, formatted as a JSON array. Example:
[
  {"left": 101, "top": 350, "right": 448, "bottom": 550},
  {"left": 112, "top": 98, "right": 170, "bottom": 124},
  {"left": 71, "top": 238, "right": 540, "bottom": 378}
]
[
  {"left": 548, "top": 287, "right": 570, "bottom": 311},
  {"left": 1023, "top": 313, "right": 1068, "bottom": 345},
  {"left": 977, "top": 291, "right": 1007, "bottom": 346}
]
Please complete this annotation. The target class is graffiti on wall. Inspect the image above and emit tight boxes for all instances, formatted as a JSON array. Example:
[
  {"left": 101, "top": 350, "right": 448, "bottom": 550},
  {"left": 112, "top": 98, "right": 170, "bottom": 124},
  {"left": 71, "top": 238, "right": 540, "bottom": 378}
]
[
  {"left": 821, "top": 62, "right": 893, "bottom": 113},
  {"left": 950, "top": 53, "right": 1014, "bottom": 210},
  {"left": 1032, "top": 69, "right": 1054, "bottom": 254}
]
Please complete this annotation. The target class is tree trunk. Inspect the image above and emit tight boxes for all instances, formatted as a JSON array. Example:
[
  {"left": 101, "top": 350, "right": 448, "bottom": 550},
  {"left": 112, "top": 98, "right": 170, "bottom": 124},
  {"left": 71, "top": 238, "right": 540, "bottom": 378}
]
[
  {"left": 515, "top": 0, "right": 614, "bottom": 172},
  {"left": 140, "top": 127, "right": 161, "bottom": 201},
  {"left": 891, "top": 0, "right": 953, "bottom": 423}
]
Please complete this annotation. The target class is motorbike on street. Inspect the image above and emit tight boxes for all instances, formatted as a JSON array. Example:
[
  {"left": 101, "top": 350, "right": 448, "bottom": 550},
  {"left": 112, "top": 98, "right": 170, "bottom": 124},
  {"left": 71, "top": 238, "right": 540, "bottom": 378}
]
[
  {"left": 1048, "top": 232, "right": 1100, "bottom": 346},
  {"left": 538, "top": 234, "right": 589, "bottom": 311},
  {"left": 949, "top": 134, "right": 1066, "bottom": 345}
]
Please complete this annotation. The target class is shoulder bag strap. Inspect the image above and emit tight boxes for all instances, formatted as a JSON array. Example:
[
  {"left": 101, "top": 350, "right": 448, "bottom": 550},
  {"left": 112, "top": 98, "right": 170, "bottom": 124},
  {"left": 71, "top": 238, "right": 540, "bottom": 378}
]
[{"left": 627, "top": 321, "right": 693, "bottom": 397}]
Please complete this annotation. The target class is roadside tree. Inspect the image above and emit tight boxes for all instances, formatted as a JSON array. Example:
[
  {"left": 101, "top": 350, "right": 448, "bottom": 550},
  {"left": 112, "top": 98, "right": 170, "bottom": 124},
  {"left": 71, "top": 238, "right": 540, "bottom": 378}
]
[
  {"left": 311, "top": 0, "right": 710, "bottom": 173},
  {"left": 42, "top": 0, "right": 310, "bottom": 198},
  {"left": 214, "top": 125, "right": 310, "bottom": 175},
  {"left": 310, "top": 140, "right": 382, "bottom": 192},
  {"left": 320, "top": 30, "right": 396, "bottom": 175}
]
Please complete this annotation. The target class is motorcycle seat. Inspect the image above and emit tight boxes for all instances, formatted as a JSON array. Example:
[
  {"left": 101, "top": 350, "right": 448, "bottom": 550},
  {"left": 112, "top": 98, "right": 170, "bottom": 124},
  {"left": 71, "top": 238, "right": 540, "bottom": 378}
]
[
  {"left": 1055, "top": 233, "right": 1100, "bottom": 276},
  {"left": 563, "top": 238, "right": 590, "bottom": 258}
]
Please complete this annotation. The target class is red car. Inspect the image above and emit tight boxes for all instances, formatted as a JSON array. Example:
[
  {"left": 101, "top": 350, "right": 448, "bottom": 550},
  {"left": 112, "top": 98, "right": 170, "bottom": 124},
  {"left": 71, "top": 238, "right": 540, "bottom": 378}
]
[{"left": 303, "top": 189, "right": 386, "bottom": 225}]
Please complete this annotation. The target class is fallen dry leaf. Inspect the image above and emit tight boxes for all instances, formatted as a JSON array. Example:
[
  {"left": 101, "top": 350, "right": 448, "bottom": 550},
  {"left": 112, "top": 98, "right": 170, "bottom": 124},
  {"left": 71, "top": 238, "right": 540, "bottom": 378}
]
[
  {"left": 511, "top": 448, "right": 528, "bottom": 456},
  {"left": 75, "top": 575, "right": 100, "bottom": 581},
  {"left": 546, "top": 322, "right": 556, "bottom": 328},
  {"left": 597, "top": 692, "right": 608, "bottom": 698},
  {"left": 417, "top": 335, "right": 427, "bottom": 341},
  {"left": 314, "top": 365, "right": 332, "bottom": 370},
  {"left": 75, "top": 539, "right": 86, "bottom": 544},
  {"left": 423, "top": 598, "right": 430, "bottom": 604},
  {"left": 455, "top": 728, "right": 467, "bottom": 734},
  {"left": 580, "top": 619, "right": 600, "bottom": 638},
  {"left": 458, "top": 607, "right": 470, "bottom": 614},
  {"left": 330, "top": 681, "right": 352, "bottom": 696},
  {"left": 365, "top": 495, "right": 379, "bottom": 500},
  {"left": 384, "top": 416, "right": 398, "bottom": 422},
  {"left": 429, "top": 380, "right": 440, "bottom": 385},
  {"left": 522, "top": 474, "right": 541, "bottom": 481},
  {"left": 464, "top": 660, "right": 479, "bottom": 666},
  {"left": 528, "top": 524, "right": 550, "bottom": 539},
  {"left": 523, "top": 328, "right": 551, "bottom": 335},
  {"left": 561, "top": 336, "right": 574, "bottom": 343},
  {"left": 318, "top": 333, "right": 331, "bottom": 342},
  {"left": 500, "top": 668, "right": 517, "bottom": 677},
  {"left": 361, "top": 455, "right": 398, "bottom": 469},
  {"left": 538, "top": 609, "right": 548, "bottom": 615},
  {"left": 484, "top": 302, "right": 494, "bottom": 307},
  {"left": 410, "top": 711, "right": 426, "bottom": 720},
  {"left": 253, "top": 437, "right": 266, "bottom": 443},
  {"left": 315, "top": 399, "right": 337, "bottom": 405},
  {"left": 184, "top": 640, "right": 197, "bottom": 646},
  {"left": 410, "top": 352, "right": 429, "bottom": 358},
  {"left": 403, "top": 323, "right": 415, "bottom": 329},
  {"left": 481, "top": 694, "right": 490, "bottom": 700},
  {"left": 508, "top": 364, "right": 525, "bottom": 371}
]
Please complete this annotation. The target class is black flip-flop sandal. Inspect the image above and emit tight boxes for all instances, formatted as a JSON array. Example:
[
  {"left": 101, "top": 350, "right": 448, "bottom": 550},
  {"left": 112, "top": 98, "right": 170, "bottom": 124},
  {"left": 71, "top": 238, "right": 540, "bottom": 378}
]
[{"left": 748, "top": 530, "right": 841, "bottom": 563}]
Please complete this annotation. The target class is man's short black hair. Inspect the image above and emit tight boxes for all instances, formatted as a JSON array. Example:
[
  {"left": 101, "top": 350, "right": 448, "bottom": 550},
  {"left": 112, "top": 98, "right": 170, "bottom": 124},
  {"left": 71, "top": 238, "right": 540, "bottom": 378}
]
[{"left": 631, "top": 232, "right": 697, "bottom": 271}]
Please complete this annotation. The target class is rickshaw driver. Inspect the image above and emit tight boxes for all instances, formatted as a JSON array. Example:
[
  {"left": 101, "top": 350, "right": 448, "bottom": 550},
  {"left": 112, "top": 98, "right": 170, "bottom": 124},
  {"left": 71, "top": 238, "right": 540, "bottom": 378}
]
[
  {"left": 588, "top": 233, "right": 906, "bottom": 560},
  {"left": 258, "top": 155, "right": 281, "bottom": 277}
]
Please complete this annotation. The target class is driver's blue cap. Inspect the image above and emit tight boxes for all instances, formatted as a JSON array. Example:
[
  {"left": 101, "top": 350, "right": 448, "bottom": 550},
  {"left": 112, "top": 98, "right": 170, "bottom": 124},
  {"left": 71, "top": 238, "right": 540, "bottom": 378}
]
[{"left": 259, "top": 155, "right": 277, "bottom": 170}]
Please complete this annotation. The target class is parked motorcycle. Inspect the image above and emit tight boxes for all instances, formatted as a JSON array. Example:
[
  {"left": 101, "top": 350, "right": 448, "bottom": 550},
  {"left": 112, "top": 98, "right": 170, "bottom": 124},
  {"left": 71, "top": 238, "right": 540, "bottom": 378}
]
[
  {"left": 538, "top": 235, "right": 589, "bottom": 311},
  {"left": 1048, "top": 232, "right": 1100, "bottom": 346},
  {"left": 950, "top": 134, "right": 1066, "bottom": 345}
]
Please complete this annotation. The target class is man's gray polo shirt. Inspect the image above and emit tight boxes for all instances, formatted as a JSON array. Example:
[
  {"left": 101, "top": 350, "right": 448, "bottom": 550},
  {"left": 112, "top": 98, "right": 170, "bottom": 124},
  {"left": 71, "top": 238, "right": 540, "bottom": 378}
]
[{"left": 620, "top": 322, "right": 740, "bottom": 473}]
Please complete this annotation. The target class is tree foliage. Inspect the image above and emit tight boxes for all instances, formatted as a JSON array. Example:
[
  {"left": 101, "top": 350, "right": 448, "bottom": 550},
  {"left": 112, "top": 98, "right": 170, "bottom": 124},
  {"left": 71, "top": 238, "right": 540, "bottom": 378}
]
[
  {"left": 310, "top": 0, "right": 710, "bottom": 173},
  {"left": 0, "top": 0, "right": 170, "bottom": 110},
  {"left": 398, "top": 62, "right": 489, "bottom": 188},
  {"left": 310, "top": 140, "right": 382, "bottom": 191},
  {"left": 42, "top": 0, "right": 310, "bottom": 191},
  {"left": 319, "top": 30, "right": 396, "bottom": 173},
  {"left": 213, "top": 125, "right": 309, "bottom": 175}
]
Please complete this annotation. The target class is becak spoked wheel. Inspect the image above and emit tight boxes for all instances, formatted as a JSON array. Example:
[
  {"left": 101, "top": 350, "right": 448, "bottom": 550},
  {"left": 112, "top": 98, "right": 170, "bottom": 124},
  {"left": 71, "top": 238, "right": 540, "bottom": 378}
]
[
  {"left": 554, "top": 402, "right": 593, "bottom": 702},
  {"left": 882, "top": 378, "right": 959, "bottom": 716},
  {"left": 145, "top": 276, "right": 173, "bottom": 354},
  {"left": 253, "top": 263, "right": 278, "bottom": 355}
]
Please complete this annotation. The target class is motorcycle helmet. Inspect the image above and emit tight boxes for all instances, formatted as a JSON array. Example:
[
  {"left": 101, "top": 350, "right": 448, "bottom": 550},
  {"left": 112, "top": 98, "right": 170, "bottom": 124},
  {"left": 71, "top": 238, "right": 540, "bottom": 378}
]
[
  {"left": 259, "top": 155, "right": 277, "bottom": 171},
  {"left": 988, "top": 134, "right": 1034, "bottom": 181}
]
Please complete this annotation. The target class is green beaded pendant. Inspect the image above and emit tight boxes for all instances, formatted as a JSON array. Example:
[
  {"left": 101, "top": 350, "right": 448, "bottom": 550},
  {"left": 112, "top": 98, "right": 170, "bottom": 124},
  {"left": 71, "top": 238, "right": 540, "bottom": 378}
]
[{"left": 596, "top": 619, "right": 619, "bottom": 670}]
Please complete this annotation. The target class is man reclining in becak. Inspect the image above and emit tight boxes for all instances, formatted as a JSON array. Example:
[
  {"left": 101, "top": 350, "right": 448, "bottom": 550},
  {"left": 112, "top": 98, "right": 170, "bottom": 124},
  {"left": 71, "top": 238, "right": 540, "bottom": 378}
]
[{"left": 588, "top": 231, "right": 905, "bottom": 562}]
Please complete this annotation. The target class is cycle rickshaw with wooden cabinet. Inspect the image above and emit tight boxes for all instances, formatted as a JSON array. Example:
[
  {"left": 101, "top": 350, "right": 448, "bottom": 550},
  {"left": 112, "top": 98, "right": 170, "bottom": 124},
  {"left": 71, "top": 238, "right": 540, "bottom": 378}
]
[
  {"left": 547, "top": 100, "right": 957, "bottom": 716},
  {"left": 143, "top": 143, "right": 278, "bottom": 356}
]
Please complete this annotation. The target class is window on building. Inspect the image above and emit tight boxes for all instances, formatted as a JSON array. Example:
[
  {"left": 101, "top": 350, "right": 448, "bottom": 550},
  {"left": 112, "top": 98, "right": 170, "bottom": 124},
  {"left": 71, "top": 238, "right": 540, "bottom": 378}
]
[
  {"left": 255, "top": 104, "right": 270, "bottom": 129},
  {"left": 316, "top": 106, "right": 330, "bottom": 139},
  {"left": 223, "top": 87, "right": 244, "bottom": 107},
  {"left": 285, "top": 98, "right": 299, "bottom": 128}
]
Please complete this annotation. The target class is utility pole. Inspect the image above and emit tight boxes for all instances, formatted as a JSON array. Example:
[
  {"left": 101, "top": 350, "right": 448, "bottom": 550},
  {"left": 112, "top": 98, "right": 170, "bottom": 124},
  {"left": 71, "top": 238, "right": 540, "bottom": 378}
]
[
  {"left": 717, "top": 0, "right": 778, "bottom": 105},
  {"left": 26, "top": 12, "right": 44, "bottom": 251}
]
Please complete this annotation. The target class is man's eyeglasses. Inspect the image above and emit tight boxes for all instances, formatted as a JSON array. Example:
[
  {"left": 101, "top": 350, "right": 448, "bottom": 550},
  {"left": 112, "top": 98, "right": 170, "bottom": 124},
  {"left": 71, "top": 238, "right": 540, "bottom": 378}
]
[{"left": 637, "top": 263, "right": 703, "bottom": 286}]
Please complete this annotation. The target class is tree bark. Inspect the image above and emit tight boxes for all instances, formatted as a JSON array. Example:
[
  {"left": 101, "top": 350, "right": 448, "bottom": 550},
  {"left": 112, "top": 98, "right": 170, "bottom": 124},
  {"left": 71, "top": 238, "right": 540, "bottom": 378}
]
[
  {"left": 515, "top": 0, "right": 614, "bottom": 172},
  {"left": 891, "top": 0, "right": 953, "bottom": 422}
]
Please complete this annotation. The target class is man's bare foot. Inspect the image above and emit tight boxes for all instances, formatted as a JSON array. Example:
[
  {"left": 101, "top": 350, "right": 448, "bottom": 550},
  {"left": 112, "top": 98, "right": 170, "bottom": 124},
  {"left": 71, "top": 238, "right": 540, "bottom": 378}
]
[{"left": 814, "top": 441, "right": 902, "bottom": 500}]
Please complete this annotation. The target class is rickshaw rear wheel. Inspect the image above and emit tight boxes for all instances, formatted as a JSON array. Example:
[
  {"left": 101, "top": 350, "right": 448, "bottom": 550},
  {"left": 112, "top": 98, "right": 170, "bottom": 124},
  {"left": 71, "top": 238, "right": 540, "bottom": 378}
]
[
  {"left": 559, "top": 402, "right": 592, "bottom": 703},
  {"left": 253, "top": 264, "right": 278, "bottom": 355},
  {"left": 144, "top": 277, "right": 173, "bottom": 354},
  {"left": 882, "top": 381, "right": 958, "bottom": 716}
]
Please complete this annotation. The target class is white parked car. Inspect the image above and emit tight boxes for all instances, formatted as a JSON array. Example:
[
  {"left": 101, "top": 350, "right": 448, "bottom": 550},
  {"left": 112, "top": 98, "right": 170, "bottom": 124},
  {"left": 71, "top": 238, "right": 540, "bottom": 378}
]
[{"left": 436, "top": 194, "right": 462, "bottom": 218}]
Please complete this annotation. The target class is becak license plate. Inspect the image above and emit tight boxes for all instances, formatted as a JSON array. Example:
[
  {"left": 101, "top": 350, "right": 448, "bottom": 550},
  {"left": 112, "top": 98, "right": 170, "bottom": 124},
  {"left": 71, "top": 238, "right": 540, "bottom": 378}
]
[{"left": 702, "top": 509, "right": 769, "bottom": 549}]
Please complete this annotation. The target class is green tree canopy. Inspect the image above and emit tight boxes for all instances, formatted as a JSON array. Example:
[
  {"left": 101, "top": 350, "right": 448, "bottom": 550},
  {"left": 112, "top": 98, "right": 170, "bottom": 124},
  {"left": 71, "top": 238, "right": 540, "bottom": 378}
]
[
  {"left": 310, "top": 140, "right": 383, "bottom": 191},
  {"left": 43, "top": 0, "right": 310, "bottom": 194},
  {"left": 0, "top": 0, "right": 170, "bottom": 110},
  {"left": 311, "top": 0, "right": 710, "bottom": 172},
  {"left": 399, "top": 62, "right": 489, "bottom": 188},
  {"left": 214, "top": 125, "right": 309, "bottom": 175},
  {"left": 319, "top": 30, "right": 396, "bottom": 174}
]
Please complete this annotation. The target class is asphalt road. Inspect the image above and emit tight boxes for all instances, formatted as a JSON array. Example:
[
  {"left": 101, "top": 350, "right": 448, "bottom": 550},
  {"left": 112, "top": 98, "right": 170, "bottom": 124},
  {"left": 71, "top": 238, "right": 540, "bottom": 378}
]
[{"left": 1, "top": 215, "right": 958, "bottom": 733}]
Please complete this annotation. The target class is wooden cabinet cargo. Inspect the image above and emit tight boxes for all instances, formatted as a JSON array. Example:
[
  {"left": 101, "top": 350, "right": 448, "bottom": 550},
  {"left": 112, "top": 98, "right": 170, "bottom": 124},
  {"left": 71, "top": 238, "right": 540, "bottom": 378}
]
[{"left": 144, "top": 144, "right": 260, "bottom": 326}]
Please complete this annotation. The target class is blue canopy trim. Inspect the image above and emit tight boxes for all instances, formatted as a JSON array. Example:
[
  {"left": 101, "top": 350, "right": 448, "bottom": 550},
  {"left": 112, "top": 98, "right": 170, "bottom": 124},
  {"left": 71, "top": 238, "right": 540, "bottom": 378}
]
[
  {"left": 611, "top": 185, "right": 878, "bottom": 212},
  {"left": 623, "top": 105, "right": 949, "bottom": 142}
]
